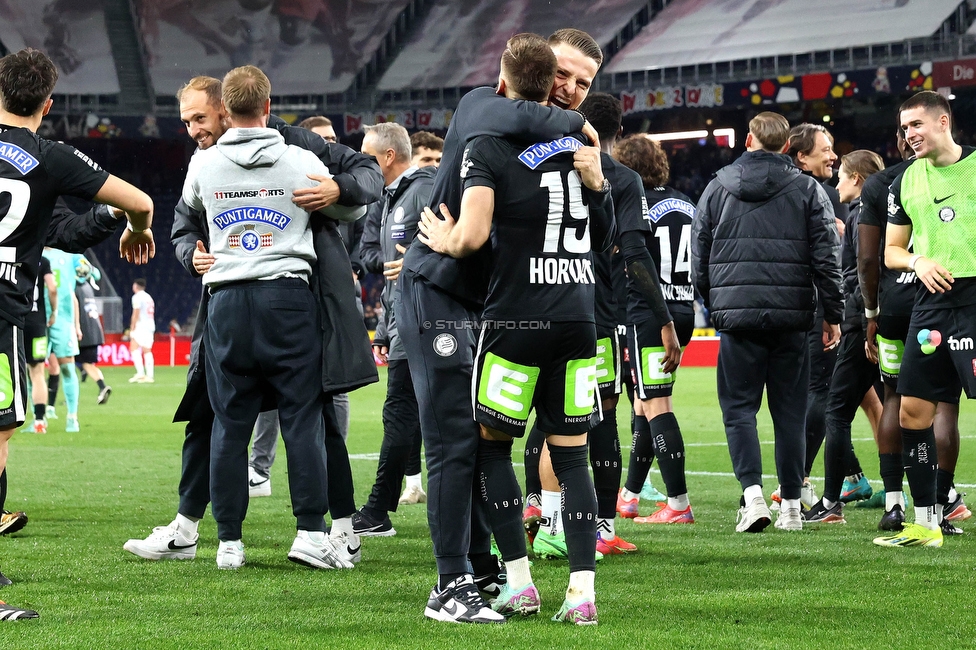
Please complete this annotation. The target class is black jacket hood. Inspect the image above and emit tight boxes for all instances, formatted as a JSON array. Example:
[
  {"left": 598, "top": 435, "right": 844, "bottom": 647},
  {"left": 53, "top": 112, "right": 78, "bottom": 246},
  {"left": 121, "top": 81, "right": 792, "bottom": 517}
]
[{"left": 716, "top": 150, "right": 800, "bottom": 202}]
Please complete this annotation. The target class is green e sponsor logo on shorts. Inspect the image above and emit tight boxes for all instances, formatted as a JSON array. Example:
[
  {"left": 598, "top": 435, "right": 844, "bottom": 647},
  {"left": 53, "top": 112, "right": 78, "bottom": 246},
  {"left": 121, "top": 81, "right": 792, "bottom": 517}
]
[
  {"left": 0, "top": 354, "right": 12, "bottom": 409},
  {"left": 641, "top": 346, "right": 674, "bottom": 385},
  {"left": 564, "top": 357, "right": 597, "bottom": 417},
  {"left": 594, "top": 337, "right": 615, "bottom": 385},
  {"left": 877, "top": 336, "right": 904, "bottom": 376},
  {"left": 32, "top": 336, "right": 47, "bottom": 361},
  {"left": 478, "top": 352, "right": 540, "bottom": 421}
]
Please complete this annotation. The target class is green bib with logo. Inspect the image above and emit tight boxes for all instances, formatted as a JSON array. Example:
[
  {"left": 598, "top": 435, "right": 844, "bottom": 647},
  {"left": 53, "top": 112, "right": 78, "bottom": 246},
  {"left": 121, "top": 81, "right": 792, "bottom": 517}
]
[{"left": 899, "top": 152, "right": 976, "bottom": 277}]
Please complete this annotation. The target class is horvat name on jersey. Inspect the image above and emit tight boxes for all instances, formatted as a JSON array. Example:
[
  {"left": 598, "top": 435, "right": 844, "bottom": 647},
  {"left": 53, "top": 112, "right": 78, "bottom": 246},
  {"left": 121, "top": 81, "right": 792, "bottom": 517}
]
[{"left": 528, "top": 257, "right": 595, "bottom": 285}]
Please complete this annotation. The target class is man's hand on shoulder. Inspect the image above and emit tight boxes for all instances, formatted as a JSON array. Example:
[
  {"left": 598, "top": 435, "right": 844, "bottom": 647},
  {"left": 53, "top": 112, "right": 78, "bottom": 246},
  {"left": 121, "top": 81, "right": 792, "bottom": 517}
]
[
  {"left": 574, "top": 146, "right": 606, "bottom": 192},
  {"left": 293, "top": 174, "right": 341, "bottom": 211}
]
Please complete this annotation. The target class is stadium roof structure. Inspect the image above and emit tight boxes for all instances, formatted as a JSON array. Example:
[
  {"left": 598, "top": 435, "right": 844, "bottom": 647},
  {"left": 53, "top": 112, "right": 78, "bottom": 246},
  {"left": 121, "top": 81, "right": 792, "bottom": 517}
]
[{"left": 606, "top": 0, "right": 967, "bottom": 73}]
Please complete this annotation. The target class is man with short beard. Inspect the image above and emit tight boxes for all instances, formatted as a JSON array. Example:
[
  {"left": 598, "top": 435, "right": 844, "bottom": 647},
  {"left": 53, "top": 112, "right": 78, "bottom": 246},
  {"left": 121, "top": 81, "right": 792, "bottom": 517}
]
[{"left": 124, "top": 73, "right": 381, "bottom": 565}]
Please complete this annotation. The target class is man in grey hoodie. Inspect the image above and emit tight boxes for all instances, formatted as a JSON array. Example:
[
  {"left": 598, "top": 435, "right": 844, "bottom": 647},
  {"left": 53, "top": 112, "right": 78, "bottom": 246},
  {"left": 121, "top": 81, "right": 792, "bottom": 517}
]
[{"left": 181, "top": 65, "right": 352, "bottom": 571}]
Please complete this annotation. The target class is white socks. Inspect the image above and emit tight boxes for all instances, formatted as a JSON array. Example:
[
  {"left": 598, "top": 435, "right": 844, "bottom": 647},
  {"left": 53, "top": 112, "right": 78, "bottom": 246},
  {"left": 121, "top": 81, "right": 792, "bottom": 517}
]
[
  {"left": 331, "top": 517, "right": 354, "bottom": 537},
  {"left": 541, "top": 489, "right": 563, "bottom": 535},
  {"left": 175, "top": 513, "right": 199, "bottom": 536},
  {"left": 132, "top": 349, "right": 145, "bottom": 377},
  {"left": 505, "top": 557, "right": 533, "bottom": 590},
  {"left": 597, "top": 517, "right": 614, "bottom": 539},
  {"left": 669, "top": 494, "right": 690, "bottom": 511},
  {"left": 885, "top": 491, "right": 906, "bottom": 511},
  {"left": 144, "top": 351, "right": 154, "bottom": 379},
  {"left": 619, "top": 487, "right": 639, "bottom": 501},
  {"left": 405, "top": 473, "right": 422, "bottom": 490},
  {"left": 915, "top": 505, "right": 938, "bottom": 530},
  {"left": 567, "top": 570, "right": 595, "bottom": 602},
  {"left": 782, "top": 498, "right": 800, "bottom": 512},
  {"left": 743, "top": 484, "right": 764, "bottom": 503}
]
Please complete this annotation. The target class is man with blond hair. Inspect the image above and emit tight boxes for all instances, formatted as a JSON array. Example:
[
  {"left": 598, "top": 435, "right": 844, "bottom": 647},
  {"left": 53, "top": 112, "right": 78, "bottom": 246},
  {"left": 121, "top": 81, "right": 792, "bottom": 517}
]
[
  {"left": 181, "top": 65, "right": 351, "bottom": 571},
  {"left": 692, "top": 111, "right": 843, "bottom": 534}
]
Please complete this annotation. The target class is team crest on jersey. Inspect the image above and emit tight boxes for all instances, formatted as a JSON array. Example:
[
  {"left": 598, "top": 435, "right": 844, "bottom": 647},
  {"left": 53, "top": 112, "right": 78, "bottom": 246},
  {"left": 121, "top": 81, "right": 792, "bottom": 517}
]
[
  {"left": 0, "top": 142, "right": 39, "bottom": 175},
  {"left": 228, "top": 225, "right": 273, "bottom": 253},
  {"left": 213, "top": 206, "right": 292, "bottom": 231},
  {"left": 518, "top": 137, "right": 583, "bottom": 170},
  {"left": 432, "top": 333, "right": 458, "bottom": 357},
  {"left": 939, "top": 207, "right": 956, "bottom": 222},
  {"left": 214, "top": 188, "right": 285, "bottom": 200},
  {"left": 647, "top": 198, "right": 696, "bottom": 223}
]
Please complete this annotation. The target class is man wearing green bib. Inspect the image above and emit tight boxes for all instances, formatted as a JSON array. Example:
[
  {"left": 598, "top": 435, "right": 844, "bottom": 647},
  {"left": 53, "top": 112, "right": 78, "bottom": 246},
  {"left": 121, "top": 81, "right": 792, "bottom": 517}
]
[{"left": 878, "top": 91, "right": 976, "bottom": 548}]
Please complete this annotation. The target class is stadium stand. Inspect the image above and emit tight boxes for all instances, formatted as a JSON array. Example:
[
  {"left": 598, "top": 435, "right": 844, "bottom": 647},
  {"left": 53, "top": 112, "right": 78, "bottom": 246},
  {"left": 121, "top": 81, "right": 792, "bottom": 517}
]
[
  {"left": 137, "top": 0, "right": 412, "bottom": 96},
  {"left": 0, "top": 0, "right": 120, "bottom": 94},
  {"left": 606, "top": 0, "right": 967, "bottom": 73},
  {"left": 377, "top": 0, "right": 650, "bottom": 90}
]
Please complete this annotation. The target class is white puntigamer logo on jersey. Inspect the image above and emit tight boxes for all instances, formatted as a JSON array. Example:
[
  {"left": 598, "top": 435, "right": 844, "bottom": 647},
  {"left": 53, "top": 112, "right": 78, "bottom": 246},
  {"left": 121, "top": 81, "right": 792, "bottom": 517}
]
[
  {"left": 214, "top": 188, "right": 286, "bottom": 200},
  {"left": 213, "top": 206, "right": 292, "bottom": 231},
  {"left": 518, "top": 138, "right": 583, "bottom": 170},
  {"left": 647, "top": 198, "right": 696, "bottom": 223},
  {"left": 528, "top": 257, "right": 595, "bottom": 285},
  {"left": 0, "top": 142, "right": 39, "bottom": 175}
]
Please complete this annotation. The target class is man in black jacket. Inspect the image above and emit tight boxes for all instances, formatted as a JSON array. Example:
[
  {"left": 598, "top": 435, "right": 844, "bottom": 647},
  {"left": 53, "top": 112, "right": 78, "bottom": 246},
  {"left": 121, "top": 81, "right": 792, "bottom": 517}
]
[
  {"left": 353, "top": 121, "right": 435, "bottom": 537},
  {"left": 124, "top": 75, "right": 381, "bottom": 563},
  {"left": 691, "top": 111, "right": 843, "bottom": 534}
]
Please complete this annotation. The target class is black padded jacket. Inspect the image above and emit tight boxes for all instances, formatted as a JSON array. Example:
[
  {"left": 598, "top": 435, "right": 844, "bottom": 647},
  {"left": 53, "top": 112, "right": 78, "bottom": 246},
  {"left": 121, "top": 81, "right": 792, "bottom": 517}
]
[{"left": 691, "top": 150, "right": 843, "bottom": 332}]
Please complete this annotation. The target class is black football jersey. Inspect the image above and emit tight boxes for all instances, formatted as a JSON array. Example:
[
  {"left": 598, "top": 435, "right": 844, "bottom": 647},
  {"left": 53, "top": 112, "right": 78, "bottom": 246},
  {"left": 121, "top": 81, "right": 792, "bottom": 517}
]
[
  {"left": 624, "top": 186, "right": 696, "bottom": 324},
  {"left": 593, "top": 154, "right": 645, "bottom": 329},
  {"left": 461, "top": 134, "right": 598, "bottom": 323},
  {"left": 858, "top": 158, "right": 916, "bottom": 316},
  {"left": 31, "top": 255, "right": 52, "bottom": 320},
  {"left": 0, "top": 125, "right": 108, "bottom": 326}
]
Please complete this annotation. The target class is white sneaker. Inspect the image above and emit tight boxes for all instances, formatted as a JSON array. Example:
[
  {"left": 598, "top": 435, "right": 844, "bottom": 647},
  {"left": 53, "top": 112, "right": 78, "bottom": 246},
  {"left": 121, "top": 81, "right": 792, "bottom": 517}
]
[
  {"left": 288, "top": 530, "right": 354, "bottom": 569},
  {"left": 735, "top": 497, "right": 772, "bottom": 533},
  {"left": 128, "top": 374, "right": 145, "bottom": 383},
  {"left": 217, "top": 540, "right": 246, "bottom": 569},
  {"left": 329, "top": 529, "right": 362, "bottom": 565},
  {"left": 800, "top": 481, "right": 818, "bottom": 510},
  {"left": 123, "top": 521, "right": 198, "bottom": 560},
  {"left": 775, "top": 506, "right": 803, "bottom": 531},
  {"left": 398, "top": 484, "right": 427, "bottom": 506},
  {"left": 137, "top": 376, "right": 155, "bottom": 384},
  {"left": 248, "top": 466, "right": 271, "bottom": 498}
]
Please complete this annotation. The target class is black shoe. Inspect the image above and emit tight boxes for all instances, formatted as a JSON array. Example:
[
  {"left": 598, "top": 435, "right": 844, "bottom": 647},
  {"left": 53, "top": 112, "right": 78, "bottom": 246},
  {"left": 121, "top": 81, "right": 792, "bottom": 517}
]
[
  {"left": 351, "top": 509, "right": 396, "bottom": 537},
  {"left": 879, "top": 504, "right": 906, "bottom": 531},
  {"left": 0, "top": 600, "right": 38, "bottom": 620},
  {"left": 474, "top": 567, "right": 506, "bottom": 599},
  {"left": 0, "top": 511, "right": 27, "bottom": 536},
  {"left": 940, "top": 517, "right": 963, "bottom": 536},
  {"left": 0, "top": 570, "right": 11, "bottom": 587},
  {"left": 803, "top": 499, "right": 846, "bottom": 523},
  {"left": 423, "top": 574, "right": 505, "bottom": 624}
]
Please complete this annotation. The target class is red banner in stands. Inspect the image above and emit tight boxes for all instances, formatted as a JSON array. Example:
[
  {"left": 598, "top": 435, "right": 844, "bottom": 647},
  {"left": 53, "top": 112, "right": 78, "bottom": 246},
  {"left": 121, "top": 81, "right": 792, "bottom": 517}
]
[
  {"left": 98, "top": 333, "right": 192, "bottom": 366},
  {"left": 932, "top": 58, "right": 976, "bottom": 88}
]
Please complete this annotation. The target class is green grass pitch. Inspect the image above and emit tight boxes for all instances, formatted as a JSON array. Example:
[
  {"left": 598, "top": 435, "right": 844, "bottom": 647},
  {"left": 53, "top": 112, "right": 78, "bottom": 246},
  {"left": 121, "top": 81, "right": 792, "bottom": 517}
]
[{"left": 4, "top": 365, "right": 976, "bottom": 648}]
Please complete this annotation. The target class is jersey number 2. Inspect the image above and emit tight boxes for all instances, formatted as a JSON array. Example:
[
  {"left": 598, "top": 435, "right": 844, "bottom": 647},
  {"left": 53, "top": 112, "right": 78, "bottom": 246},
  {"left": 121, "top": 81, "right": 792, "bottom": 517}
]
[
  {"left": 0, "top": 179, "right": 30, "bottom": 264},
  {"left": 540, "top": 171, "right": 590, "bottom": 254}
]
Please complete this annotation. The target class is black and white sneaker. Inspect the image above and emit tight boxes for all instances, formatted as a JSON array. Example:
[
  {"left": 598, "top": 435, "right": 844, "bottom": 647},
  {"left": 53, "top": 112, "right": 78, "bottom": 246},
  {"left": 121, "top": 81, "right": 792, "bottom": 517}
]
[
  {"left": 0, "top": 601, "right": 38, "bottom": 620},
  {"left": 424, "top": 575, "right": 506, "bottom": 624},
  {"left": 803, "top": 499, "right": 846, "bottom": 524},
  {"left": 940, "top": 517, "right": 963, "bottom": 536},
  {"left": 351, "top": 509, "right": 396, "bottom": 537},
  {"left": 97, "top": 385, "right": 112, "bottom": 405},
  {"left": 474, "top": 567, "right": 506, "bottom": 599}
]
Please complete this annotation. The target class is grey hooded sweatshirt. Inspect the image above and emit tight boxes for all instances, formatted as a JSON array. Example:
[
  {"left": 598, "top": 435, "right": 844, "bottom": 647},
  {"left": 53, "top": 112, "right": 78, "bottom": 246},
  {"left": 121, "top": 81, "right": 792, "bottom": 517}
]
[{"left": 182, "top": 127, "right": 326, "bottom": 287}]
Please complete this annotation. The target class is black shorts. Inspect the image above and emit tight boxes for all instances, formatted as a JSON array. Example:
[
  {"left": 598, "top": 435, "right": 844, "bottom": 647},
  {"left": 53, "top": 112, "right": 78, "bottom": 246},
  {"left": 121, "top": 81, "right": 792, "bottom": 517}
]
[
  {"left": 0, "top": 320, "right": 29, "bottom": 429},
  {"left": 898, "top": 307, "right": 976, "bottom": 404},
  {"left": 473, "top": 321, "right": 601, "bottom": 437},
  {"left": 77, "top": 345, "right": 99, "bottom": 365},
  {"left": 628, "top": 311, "right": 695, "bottom": 400},
  {"left": 876, "top": 312, "right": 911, "bottom": 388},
  {"left": 595, "top": 324, "right": 621, "bottom": 401},
  {"left": 617, "top": 324, "right": 635, "bottom": 393},
  {"left": 23, "top": 310, "right": 47, "bottom": 364}
]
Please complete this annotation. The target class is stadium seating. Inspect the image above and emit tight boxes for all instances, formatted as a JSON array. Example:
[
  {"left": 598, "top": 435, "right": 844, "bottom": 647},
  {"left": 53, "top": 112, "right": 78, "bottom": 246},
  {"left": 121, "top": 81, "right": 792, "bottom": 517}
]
[
  {"left": 0, "top": 1, "right": 119, "bottom": 94},
  {"left": 377, "top": 0, "right": 650, "bottom": 91},
  {"left": 606, "top": 0, "right": 966, "bottom": 73}
]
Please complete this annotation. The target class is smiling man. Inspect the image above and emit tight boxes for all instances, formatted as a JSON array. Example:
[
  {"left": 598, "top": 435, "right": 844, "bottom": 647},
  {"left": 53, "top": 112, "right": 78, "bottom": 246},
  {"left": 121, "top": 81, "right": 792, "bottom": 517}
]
[{"left": 876, "top": 90, "right": 976, "bottom": 549}]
